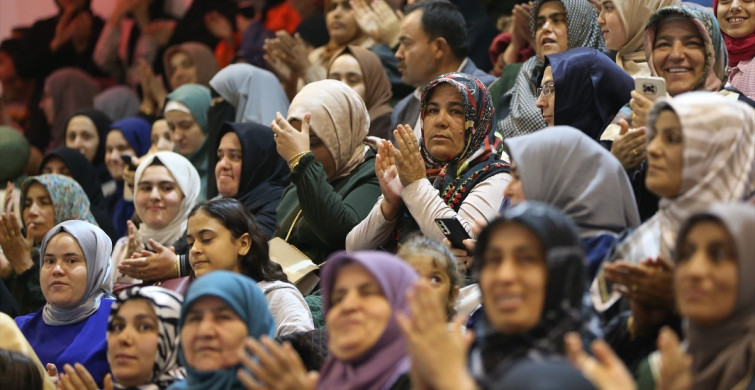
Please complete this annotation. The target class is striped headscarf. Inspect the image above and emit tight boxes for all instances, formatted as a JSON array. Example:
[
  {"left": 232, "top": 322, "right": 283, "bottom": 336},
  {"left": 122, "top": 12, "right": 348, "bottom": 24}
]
[
  {"left": 109, "top": 286, "right": 185, "bottom": 390},
  {"left": 21, "top": 174, "right": 97, "bottom": 227}
]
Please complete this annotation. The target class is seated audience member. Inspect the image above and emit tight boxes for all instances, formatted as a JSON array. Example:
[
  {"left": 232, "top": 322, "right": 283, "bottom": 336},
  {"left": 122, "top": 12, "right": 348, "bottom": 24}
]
[
  {"left": 208, "top": 63, "right": 290, "bottom": 127},
  {"left": 347, "top": 73, "right": 509, "bottom": 256},
  {"left": 715, "top": 0, "right": 755, "bottom": 99},
  {"left": 113, "top": 151, "right": 200, "bottom": 285},
  {"left": 105, "top": 117, "right": 152, "bottom": 239},
  {"left": 504, "top": 127, "right": 640, "bottom": 279},
  {"left": 492, "top": 0, "right": 604, "bottom": 141},
  {"left": 536, "top": 48, "right": 634, "bottom": 141},
  {"left": 0, "top": 312, "right": 55, "bottom": 390},
  {"left": 597, "top": 0, "right": 677, "bottom": 76},
  {"left": 398, "top": 202, "right": 588, "bottom": 387},
  {"left": 273, "top": 80, "right": 380, "bottom": 264},
  {"left": 168, "top": 270, "right": 276, "bottom": 390},
  {"left": 93, "top": 86, "right": 141, "bottom": 122},
  {"left": 56, "top": 286, "right": 186, "bottom": 390},
  {"left": 15, "top": 220, "right": 113, "bottom": 388},
  {"left": 328, "top": 45, "right": 393, "bottom": 139},
  {"left": 40, "top": 148, "right": 117, "bottom": 241},
  {"left": 165, "top": 84, "right": 212, "bottom": 200},
  {"left": 211, "top": 123, "right": 289, "bottom": 238},
  {"left": 63, "top": 109, "right": 113, "bottom": 188},
  {"left": 1, "top": 174, "right": 96, "bottom": 315},
  {"left": 237, "top": 250, "right": 419, "bottom": 390},
  {"left": 149, "top": 119, "right": 176, "bottom": 153},
  {"left": 392, "top": 0, "right": 495, "bottom": 137},
  {"left": 39, "top": 68, "right": 100, "bottom": 151},
  {"left": 187, "top": 198, "right": 314, "bottom": 337}
]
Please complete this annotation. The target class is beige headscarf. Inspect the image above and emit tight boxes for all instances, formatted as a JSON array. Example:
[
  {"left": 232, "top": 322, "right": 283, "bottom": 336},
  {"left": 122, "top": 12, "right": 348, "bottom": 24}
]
[
  {"left": 614, "top": 0, "right": 678, "bottom": 76},
  {"left": 287, "top": 80, "right": 370, "bottom": 180},
  {"left": 0, "top": 313, "right": 55, "bottom": 390}
]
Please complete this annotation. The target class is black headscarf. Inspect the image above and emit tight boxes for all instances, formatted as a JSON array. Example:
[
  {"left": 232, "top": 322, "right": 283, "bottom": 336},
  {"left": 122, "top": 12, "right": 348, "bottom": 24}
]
[
  {"left": 471, "top": 201, "right": 585, "bottom": 379},
  {"left": 210, "top": 122, "right": 290, "bottom": 238},
  {"left": 63, "top": 108, "right": 113, "bottom": 184},
  {"left": 40, "top": 147, "right": 117, "bottom": 241}
]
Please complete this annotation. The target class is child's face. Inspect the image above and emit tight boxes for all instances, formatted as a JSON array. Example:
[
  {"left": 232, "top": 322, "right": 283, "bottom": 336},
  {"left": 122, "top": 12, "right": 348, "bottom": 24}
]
[
  {"left": 186, "top": 210, "right": 251, "bottom": 277},
  {"left": 405, "top": 255, "right": 458, "bottom": 317}
]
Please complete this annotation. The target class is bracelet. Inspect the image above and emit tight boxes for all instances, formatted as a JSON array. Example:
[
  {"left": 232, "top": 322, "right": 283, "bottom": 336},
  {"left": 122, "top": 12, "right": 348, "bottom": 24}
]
[
  {"left": 288, "top": 150, "right": 310, "bottom": 171},
  {"left": 175, "top": 255, "right": 180, "bottom": 277}
]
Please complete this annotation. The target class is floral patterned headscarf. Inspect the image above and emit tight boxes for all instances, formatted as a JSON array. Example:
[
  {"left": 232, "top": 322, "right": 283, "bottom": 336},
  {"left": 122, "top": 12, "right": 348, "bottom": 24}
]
[{"left": 21, "top": 174, "right": 96, "bottom": 227}]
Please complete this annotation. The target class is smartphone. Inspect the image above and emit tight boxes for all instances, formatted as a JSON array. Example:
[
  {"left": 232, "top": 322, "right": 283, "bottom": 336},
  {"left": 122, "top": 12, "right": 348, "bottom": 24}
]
[
  {"left": 434, "top": 217, "right": 470, "bottom": 250},
  {"left": 121, "top": 154, "right": 137, "bottom": 170},
  {"left": 634, "top": 76, "right": 667, "bottom": 101}
]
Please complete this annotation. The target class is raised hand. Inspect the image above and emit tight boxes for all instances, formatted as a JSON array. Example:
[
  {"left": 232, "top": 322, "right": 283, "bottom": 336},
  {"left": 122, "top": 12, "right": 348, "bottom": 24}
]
[
  {"left": 205, "top": 11, "right": 234, "bottom": 41},
  {"left": 610, "top": 120, "right": 646, "bottom": 170},
  {"left": 657, "top": 327, "right": 692, "bottom": 390},
  {"left": 119, "top": 239, "right": 178, "bottom": 281},
  {"left": 376, "top": 139, "right": 403, "bottom": 220},
  {"left": 392, "top": 125, "right": 426, "bottom": 188},
  {"left": 58, "top": 363, "right": 114, "bottom": 390},
  {"left": 0, "top": 211, "right": 34, "bottom": 274},
  {"left": 629, "top": 91, "right": 654, "bottom": 128},
  {"left": 237, "top": 336, "right": 318, "bottom": 390},
  {"left": 271, "top": 112, "right": 311, "bottom": 164},
  {"left": 564, "top": 332, "right": 637, "bottom": 390},
  {"left": 350, "top": 0, "right": 402, "bottom": 47}
]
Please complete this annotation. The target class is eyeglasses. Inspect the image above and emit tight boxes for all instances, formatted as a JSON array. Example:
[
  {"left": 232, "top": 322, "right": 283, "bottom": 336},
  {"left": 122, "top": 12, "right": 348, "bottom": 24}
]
[{"left": 537, "top": 84, "right": 555, "bottom": 97}]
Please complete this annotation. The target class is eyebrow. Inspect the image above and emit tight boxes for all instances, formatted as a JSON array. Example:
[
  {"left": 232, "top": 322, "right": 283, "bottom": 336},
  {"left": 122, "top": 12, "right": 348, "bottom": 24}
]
[
  {"left": 138, "top": 180, "right": 176, "bottom": 186},
  {"left": 537, "top": 11, "right": 566, "bottom": 20},
  {"left": 44, "top": 252, "right": 82, "bottom": 257},
  {"left": 656, "top": 34, "right": 701, "bottom": 41}
]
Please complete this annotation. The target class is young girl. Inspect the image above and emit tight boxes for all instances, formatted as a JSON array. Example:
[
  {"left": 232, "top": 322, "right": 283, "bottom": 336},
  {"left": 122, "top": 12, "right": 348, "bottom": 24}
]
[
  {"left": 397, "top": 235, "right": 461, "bottom": 321},
  {"left": 186, "top": 198, "right": 314, "bottom": 337}
]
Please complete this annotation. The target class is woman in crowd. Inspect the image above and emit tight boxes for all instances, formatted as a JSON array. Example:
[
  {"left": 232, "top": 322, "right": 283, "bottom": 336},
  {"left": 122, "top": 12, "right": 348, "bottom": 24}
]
[
  {"left": 168, "top": 270, "right": 275, "bottom": 390},
  {"left": 186, "top": 198, "right": 313, "bottom": 337},
  {"left": 39, "top": 67, "right": 101, "bottom": 151},
  {"left": 714, "top": 0, "right": 755, "bottom": 99},
  {"left": 400, "top": 202, "right": 588, "bottom": 388},
  {"left": 150, "top": 119, "right": 176, "bottom": 153},
  {"left": 105, "top": 117, "right": 152, "bottom": 239},
  {"left": 40, "top": 147, "right": 117, "bottom": 241},
  {"left": 211, "top": 123, "right": 289, "bottom": 238},
  {"left": 14, "top": 220, "right": 113, "bottom": 388},
  {"left": 535, "top": 48, "right": 634, "bottom": 141},
  {"left": 504, "top": 126, "right": 640, "bottom": 279},
  {"left": 597, "top": 0, "right": 677, "bottom": 76},
  {"left": 237, "top": 250, "right": 418, "bottom": 390},
  {"left": 54, "top": 286, "right": 186, "bottom": 390},
  {"left": 208, "top": 63, "right": 290, "bottom": 127},
  {"left": 164, "top": 84, "right": 211, "bottom": 200},
  {"left": 64, "top": 108, "right": 113, "bottom": 189},
  {"left": 492, "top": 0, "right": 605, "bottom": 140},
  {"left": 327, "top": 45, "right": 393, "bottom": 139},
  {"left": 1, "top": 174, "right": 96, "bottom": 315},
  {"left": 112, "top": 151, "right": 200, "bottom": 285},
  {"left": 272, "top": 80, "right": 380, "bottom": 263},
  {"left": 347, "top": 73, "right": 509, "bottom": 257}
]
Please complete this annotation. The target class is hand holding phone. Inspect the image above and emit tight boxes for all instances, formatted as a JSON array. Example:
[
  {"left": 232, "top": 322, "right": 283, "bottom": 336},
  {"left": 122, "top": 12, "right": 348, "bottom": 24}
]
[
  {"left": 121, "top": 154, "right": 137, "bottom": 170},
  {"left": 435, "top": 217, "right": 470, "bottom": 250},
  {"left": 634, "top": 76, "right": 666, "bottom": 101}
]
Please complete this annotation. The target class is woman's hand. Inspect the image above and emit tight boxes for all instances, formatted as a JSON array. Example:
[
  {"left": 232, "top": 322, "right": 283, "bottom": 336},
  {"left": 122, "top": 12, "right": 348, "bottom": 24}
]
[
  {"left": 125, "top": 220, "right": 145, "bottom": 260},
  {"left": 610, "top": 120, "right": 646, "bottom": 170},
  {"left": 392, "top": 125, "right": 427, "bottom": 187},
  {"left": 376, "top": 139, "right": 404, "bottom": 221},
  {"left": 657, "top": 327, "right": 692, "bottom": 390},
  {"left": 205, "top": 10, "right": 234, "bottom": 42},
  {"left": 118, "top": 239, "right": 178, "bottom": 281},
  {"left": 237, "top": 336, "right": 319, "bottom": 390},
  {"left": 144, "top": 19, "right": 176, "bottom": 48},
  {"left": 271, "top": 112, "right": 311, "bottom": 164},
  {"left": 264, "top": 32, "right": 311, "bottom": 75},
  {"left": 629, "top": 91, "right": 654, "bottom": 128},
  {"left": 0, "top": 212, "right": 34, "bottom": 274},
  {"left": 58, "top": 363, "right": 114, "bottom": 390},
  {"left": 564, "top": 333, "right": 637, "bottom": 390},
  {"left": 137, "top": 58, "right": 167, "bottom": 113},
  {"left": 51, "top": 7, "right": 78, "bottom": 52},
  {"left": 397, "top": 281, "right": 477, "bottom": 390},
  {"left": 350, "top": 0, "right": 402, "bottom": 47},
  {"left": 604, "top": 257, "right": 675, "bottom": 310}
]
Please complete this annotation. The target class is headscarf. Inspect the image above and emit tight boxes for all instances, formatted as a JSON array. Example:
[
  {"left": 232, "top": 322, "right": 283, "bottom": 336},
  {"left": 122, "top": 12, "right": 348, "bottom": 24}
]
[
  {"left": 319, "top": 0, "right": 373, "bottom": 65},
  {"left": 21, "top": 174, "right": 97, "bottom": 227},
  {"left": 40, "top": 148, "right": 116, "bottom": 240},
  {"left": 211, "top": 122, "right": 289, "bottom": 233},
  {"left": 44, "top": 67, "right": 101, "bottom": 150},
  {"left": 94, "top": 86, "right": 141, "bottom": 122},
  {"left": 0, "top": 126, "right": 29, "bottom": 183},
  {"left": 544, "top": 48, "right": 634, "bottom": 140},
  {"left": 496, "top": 0, "right": 605, "bottom": 140},
  {"left": 317, "top": 251, "right": 419, "bottom": 390},
  {"left": 677, "top": 203, "right": 755, "bottom": 390},
  {"left": 505, "top": 126, "right": 640, "bottom": 238},
  {"left": 109, "top": 286, "right": 186, "bottom": 390},
  {"left": 109, "top": 117, "right": 153, "bottom": 158},
  {"left": 419, "top": 72, "right": 494, "bottom": 175},
  {"left": 328, "top": 46, "right": 393, "bottom": 125},
  {"left": 614, "top": 0, "right": 678, "bottom": 74},
  {"left": 63, "top": 109, "right": 112, "bottom": 172},
  {"left": 162, "top": 42, "right": 219, "bottom": 88},
  {"left": 470, "top": 201, "right": 585, "bottom": 377},
  {"left": 645, "top": 5, "right": 729, "bottom": 94},
  {"left": 166, "top": 84, "right": 212, "bottom": 135},
  {"left": 39, "top": 220, "right": 113, "bottom": 326},
  {"left": 713, "top": 0, "right": 755, "bottom": 68},
  {"left": 134, "top": 152, "right": 200, "bottom": 247},
  {"left": 287, "top": 80, "right": 369, "bottom": 180},
  {"left": 176, "top": 271, "right": 275, "bottom": 390},
  {"left": 208, "top": 63, "right": 289, "bottom": 126}
]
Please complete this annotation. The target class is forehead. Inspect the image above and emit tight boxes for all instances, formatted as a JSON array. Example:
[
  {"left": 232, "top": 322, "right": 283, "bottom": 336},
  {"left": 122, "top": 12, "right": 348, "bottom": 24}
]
[
  {"left": 401, "top": 10, "right": 427, "bottom": 37},
  {"left": 106, "top": 130, "right": 129, "bottom": 146},
  {"left": 541, "top": 66, "right": 554, "bottom": 82},
  {"left": 537, "top": 1, "right": 566, "bottom": 17},
  {"left": 46, "top": 233, "right": 83, "bottom": 255},
  {"left": 170, "top": 51, "right": 191, "bottom": 65},
  {"left": 117, "top": 298, "right": 157, "bottom": 317},
  {"left": 140, "top": 165, "right": 177, "bottom": 182},
  {"left": 187, "top": 295, "right": 235, "bottom": 313},
  {"left": 187, "top": 210, "right": 226, "bottom": 233},
  {"left": 25, "top": 182, "right": 50, "bottom": 198},
  {"left": 333, "top": 262, "right": 381, "bottom": 290},
  {"left": 427, "top": 83, "right": 463, "bottom": 103},
  {"left": 67, "top": 116, "right": 97, "bottom": 132},
  {"left": 330, "top": 54, "right": 363, "bottom": 74},
  {"left": 165, "top": 110, "right": 194, "bottom": 122},
  {"left": 486, "top": 222, "right": 543, "bottom": 251},
  {"left": 43, "top": 156, "right": 68, "bottom": 169},
  {"left": 656, "top": 17, "right": 700, "bottom": 38},
  {"left": 219, "top": 131, "right": 242, "bottom": 148}
]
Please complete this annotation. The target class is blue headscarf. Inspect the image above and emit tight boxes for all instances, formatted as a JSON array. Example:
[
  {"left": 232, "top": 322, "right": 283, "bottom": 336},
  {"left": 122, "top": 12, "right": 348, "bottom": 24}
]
[
  {"left": 109, "top": 117, "right": 152, "bottom": 157},
  {"left": 173, "top": 271, "right": 275, "bottom": 390}
]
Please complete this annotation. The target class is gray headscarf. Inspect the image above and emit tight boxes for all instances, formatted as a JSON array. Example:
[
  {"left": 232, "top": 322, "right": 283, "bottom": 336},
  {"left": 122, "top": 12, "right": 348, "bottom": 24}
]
[
  {"left": 94, "top": 86, "right": 141, "bottom": 122},
  {"left": 208, "top": 63, "right": 289, "bottom": 126},
  {"left": 678, "top": 203, "right": 755, "bottom": 390},
  {"left": 505, "top": 126, "right": 640, "bottom": 238},
  {"left": 40, "top": 220, "right": 113, "bottom": 326}
]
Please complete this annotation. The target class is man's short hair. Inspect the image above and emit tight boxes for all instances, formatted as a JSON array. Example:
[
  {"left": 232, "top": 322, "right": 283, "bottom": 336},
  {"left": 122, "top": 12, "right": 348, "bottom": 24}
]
[{"left": 404, "top": 0, "right": 469, "bottom": 60}]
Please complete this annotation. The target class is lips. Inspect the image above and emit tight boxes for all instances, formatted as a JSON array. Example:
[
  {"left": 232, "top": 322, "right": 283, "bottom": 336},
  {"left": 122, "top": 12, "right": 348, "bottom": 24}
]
[
  {"left": 491, "top": 293, "right": 524, "bottom": 311},
  {"left": 541, "top": 37, "right": 556, "bottom": 45},
  {"left": 666, "top": 67, "right": 691, "bottom": 74},
  {"left": 113, "top": 353, "right": 137, "bottom": 363},
  {"left": 727, "top": 16, "right": 748, "bottom": 24},
  {"left": 49, "top": 281, "right": 68, "bottom": 288}
]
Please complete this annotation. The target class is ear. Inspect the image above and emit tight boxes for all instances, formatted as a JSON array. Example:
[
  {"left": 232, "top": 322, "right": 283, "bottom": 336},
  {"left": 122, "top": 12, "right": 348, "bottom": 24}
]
[
  {"left": 432, "top": 37, "right": 449, "bottom": 60},
  {"left": 237, "top": 232, "right": 252, "bottom": 256}
]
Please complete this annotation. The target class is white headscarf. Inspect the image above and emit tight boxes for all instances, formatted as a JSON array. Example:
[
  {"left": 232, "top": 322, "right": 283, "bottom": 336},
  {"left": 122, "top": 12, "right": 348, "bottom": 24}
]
[
  {"left": 41, "top": 220, "right": 113, "bottom": 326},
  {"left": 134, "top": 151, "right": 201, "bottom": 247},
  {"left": 209, "top": 63, "right": 290, "bottom": 125}
]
